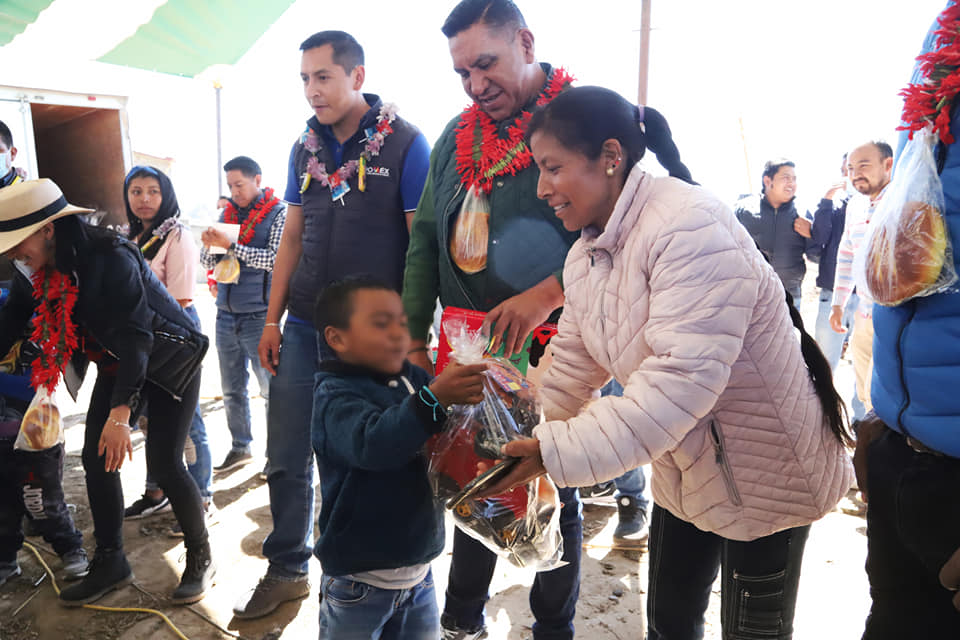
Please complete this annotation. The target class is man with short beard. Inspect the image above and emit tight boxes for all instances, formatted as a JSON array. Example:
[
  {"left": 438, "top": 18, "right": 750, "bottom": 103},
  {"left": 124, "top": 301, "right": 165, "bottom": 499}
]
[{"left": 829, "top": 141, "right": 893, "bottom": 418}]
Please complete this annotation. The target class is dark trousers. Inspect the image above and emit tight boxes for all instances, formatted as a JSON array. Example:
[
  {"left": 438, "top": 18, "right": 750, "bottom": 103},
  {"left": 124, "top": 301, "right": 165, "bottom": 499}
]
[
  {"left": 647, "top": 504, "right": 809, "bottom": 640},
  {"left": 0, "top": 439, "right": 83, "bottom": 562},
  {"left": 82, "top": 370, "right": 207, "bottom": 551},
  {"left": 444, "top": 486, "right": 582, "bottom": 640},
  {"left": 862, "top": 429, "right": 960, "bottom": 639}
]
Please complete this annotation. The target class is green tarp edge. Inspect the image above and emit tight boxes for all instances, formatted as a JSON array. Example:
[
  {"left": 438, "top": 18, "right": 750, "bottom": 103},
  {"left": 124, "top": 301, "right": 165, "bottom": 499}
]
[
  {"left": 0, "top": 0, "right": 57, "bottom": 47},
  {"left": 97, "top": 0, "right": 295, "bottom": 77}
]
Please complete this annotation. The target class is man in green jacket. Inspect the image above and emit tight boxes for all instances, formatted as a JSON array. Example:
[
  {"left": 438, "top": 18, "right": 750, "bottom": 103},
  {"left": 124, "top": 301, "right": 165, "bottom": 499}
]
[{"left": 401, "top": 1, "right": 582, "bottom": 638}]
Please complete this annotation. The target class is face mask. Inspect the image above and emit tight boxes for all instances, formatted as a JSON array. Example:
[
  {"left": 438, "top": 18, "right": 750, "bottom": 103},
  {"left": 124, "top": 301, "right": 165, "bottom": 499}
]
[
  {"left": 0, "top": 152, "right": 9, "bottom": 176},
  {"left": 13, "top": 259, "right": 34, "bottom": 279}
]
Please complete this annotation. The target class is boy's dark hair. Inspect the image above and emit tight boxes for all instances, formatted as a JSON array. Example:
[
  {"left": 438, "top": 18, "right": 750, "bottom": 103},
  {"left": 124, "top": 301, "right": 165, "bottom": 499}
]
[
  {"left": 442, "top": 0, "right": 527, "bottom": 38},
  {"left": 223, "top": 155, "right": 261, "bottom": 178},
  {"left": 300, "top": 30, "right": 364, "bottom": 72},
  {"left": 314, "top": 275, "right": 396, "bottom": 331},
  {"left": 761, "top": 158, "right": 795, "bottom": 194},
  {"left": 0, "top": 120, "right": 12, "bottom": 149}
]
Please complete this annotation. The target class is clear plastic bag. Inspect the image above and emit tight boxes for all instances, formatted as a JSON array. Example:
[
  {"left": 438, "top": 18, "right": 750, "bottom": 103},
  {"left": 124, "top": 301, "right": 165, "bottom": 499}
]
[
  {"left": 427, "top": 320, "right": 564, "bottom": 570},
  {"left": 213, "top": 251, "right": 241, "bottom": 284},
  {"left": 450, "top": 185, "right": 490, "bottom": 274},
  {"left": 15, "top": 386, "right": 63, "bottom": 451},
  {"left": 855, "top": 128, "right": 958, "bottom": 306}
]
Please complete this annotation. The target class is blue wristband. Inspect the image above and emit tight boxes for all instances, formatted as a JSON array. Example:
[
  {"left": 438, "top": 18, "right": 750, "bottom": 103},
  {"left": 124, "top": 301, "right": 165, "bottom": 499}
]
[{"left": 418, "top": 386, "right": 445, "bottom": 422}]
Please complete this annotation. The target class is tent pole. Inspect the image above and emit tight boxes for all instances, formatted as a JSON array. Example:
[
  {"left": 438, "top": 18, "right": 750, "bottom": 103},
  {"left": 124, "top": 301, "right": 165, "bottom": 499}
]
[
  {"left": 215, "top": 82, "right": 223, "bottom": 198},
  {"left": 638, "top": 0, "right": 651, "bottom": 105}
]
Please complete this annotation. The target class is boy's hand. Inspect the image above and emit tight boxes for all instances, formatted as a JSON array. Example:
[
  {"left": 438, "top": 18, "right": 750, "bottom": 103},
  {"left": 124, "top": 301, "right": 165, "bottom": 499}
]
[{"left": 429, "top": 361, "right": 487, "bottom": 406}]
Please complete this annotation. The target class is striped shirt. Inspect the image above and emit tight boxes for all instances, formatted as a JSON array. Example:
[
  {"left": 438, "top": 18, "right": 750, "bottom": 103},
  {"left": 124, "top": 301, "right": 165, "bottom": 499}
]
[{"left": 832, "top": 188, "right": 887, "bottom": 317}]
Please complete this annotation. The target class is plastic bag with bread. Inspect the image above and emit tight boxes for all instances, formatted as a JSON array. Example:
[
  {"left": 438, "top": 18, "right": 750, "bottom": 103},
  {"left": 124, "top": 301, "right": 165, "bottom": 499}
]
[
  {"left": 15, "top": 386, "right": 64, "bottom": 451},
  {"left": 855, "top": 128, "right": 958, "bottom": 306},
  {"left": 213, "top": 251, "right": 241, "bottom": 284},
  {"left": 450, "top": 186, "right": 490, "bottom": 274}
]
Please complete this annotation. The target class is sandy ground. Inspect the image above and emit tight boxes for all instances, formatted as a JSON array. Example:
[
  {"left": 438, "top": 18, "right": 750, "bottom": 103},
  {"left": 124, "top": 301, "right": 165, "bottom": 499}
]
[{"left": 0, "top": 275, "right": 872, "bottom": 640}]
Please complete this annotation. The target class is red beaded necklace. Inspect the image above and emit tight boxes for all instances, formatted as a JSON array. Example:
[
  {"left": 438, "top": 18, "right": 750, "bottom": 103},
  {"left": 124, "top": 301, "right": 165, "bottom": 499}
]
[
  {"left": 222, "top": 187, "right": 279, "bottom": 245},
  {"left": 454, "top": 68, "right": 574, "bottom": 194},
  {"left": 29, "top": 268, "right": 79, "bottom": 393},
  {"left": 900, "top": 2, "right": 960, "bottom": 144}
]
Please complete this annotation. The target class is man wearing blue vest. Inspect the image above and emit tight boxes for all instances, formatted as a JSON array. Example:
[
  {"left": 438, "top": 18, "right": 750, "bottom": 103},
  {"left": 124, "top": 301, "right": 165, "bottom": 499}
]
[
  {"left": 233, "top": 30, "right": 430, "bottom": 620},
  {"left": 855, "top": 2, "right": 960, "bottom": 637},
  {"left": 200, "top": 156, "right": 285, "bottom": 473}
]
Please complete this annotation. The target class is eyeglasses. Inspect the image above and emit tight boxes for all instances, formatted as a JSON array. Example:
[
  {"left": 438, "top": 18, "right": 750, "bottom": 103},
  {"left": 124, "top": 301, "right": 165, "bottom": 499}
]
[{"left": 124, "top": 165, "right": 159, "bottom": 184}]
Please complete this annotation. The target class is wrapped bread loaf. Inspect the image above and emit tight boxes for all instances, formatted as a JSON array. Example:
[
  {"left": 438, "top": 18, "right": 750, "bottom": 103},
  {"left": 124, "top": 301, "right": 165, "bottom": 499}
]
[
  {"left": 866, "top": 201, "right": 948, "bottom": 306},
  {"left": 19, "top": 402, "right": 61, "bottom": 450}
]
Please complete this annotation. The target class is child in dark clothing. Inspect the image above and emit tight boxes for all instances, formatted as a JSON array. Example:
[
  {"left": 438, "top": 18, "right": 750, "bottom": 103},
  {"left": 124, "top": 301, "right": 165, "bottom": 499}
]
[{"left": 310, "top": 276, "right": 486, "bottom": 640}]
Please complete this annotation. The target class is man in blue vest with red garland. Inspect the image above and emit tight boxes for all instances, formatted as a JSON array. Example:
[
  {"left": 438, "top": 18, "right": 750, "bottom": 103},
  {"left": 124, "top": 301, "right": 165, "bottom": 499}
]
[
  {"left": 232, "top": 30, "right": 430, "bottom": 620},
  {"left": 200, "top": 156, "right": 285, "bottom": 473},
  {"left": 855, "top": 2, "right": 960, "bottom": 637}
]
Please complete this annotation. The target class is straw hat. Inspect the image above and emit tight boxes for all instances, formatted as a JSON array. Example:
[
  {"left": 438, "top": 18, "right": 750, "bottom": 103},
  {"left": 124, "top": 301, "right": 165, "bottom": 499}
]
[{"left": 0, "top": 179, "right": 93, "bottom": 254}]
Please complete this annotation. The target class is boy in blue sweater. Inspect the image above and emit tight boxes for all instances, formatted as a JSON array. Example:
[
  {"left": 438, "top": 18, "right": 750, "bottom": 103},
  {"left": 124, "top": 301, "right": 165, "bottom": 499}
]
[{"left": 311, "top": 276, "right": 487, "bottom": 639}]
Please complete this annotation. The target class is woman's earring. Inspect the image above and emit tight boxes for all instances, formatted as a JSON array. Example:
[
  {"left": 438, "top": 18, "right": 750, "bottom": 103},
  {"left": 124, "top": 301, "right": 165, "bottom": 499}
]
[{"left": 606, "top": 166, "right": 615, "bottom": 176}]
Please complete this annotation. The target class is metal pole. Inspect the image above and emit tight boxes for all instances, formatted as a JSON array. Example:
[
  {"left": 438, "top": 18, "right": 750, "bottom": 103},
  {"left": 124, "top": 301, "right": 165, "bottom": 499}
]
[
  {"left": 739, "top": 115, "right": 753, "bottom": 194},
  {"left": 215, "top": 82, "right": 223, "bottom": 198},
  {"left": 638, "top": 0, "right": 651, "bottom": 105}
]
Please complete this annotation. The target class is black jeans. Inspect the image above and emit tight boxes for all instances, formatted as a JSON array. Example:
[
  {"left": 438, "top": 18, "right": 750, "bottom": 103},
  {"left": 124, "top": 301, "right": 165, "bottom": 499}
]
[
  {"left": 862, "top": 429, "right": 960, "bottom": 639},
  {"left": 647, "top": 504, "right": 809, "bottom": 640},
  {"left": 0, "top": 439, "right": 83, "bottom": 562},
  {"left": 443, "top": 486, "right": 582, "bottom": 639},
  {"left": 82, "top": 370, "right": 207, "bottom": 551}
]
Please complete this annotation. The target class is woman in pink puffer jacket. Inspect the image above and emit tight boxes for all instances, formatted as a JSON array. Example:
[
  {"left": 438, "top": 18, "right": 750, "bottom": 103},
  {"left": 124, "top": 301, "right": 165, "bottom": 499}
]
[{"left": 484, "top": 87, "right": 853, "bottom": 640}]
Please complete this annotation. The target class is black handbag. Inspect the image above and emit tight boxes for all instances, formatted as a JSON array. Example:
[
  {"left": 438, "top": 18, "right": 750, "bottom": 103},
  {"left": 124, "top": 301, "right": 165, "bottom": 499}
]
[{"left": 146, "top": 329, "right": 209, "bottom": 401}]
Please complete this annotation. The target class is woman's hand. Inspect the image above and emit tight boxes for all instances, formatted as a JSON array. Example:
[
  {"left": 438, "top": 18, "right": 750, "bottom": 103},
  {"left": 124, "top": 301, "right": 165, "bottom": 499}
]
[
  {"left": 99, "top": 406, "right": 134, "bottom": 472},
  {"left": 476, "top": 438, "right": 547, "bottom": 498}
]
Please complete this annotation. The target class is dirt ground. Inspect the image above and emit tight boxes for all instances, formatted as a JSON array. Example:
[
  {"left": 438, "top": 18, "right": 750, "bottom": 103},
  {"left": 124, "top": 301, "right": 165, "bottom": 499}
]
[{"left": 0, "top": 281, "right": 872, "bottom": 640}]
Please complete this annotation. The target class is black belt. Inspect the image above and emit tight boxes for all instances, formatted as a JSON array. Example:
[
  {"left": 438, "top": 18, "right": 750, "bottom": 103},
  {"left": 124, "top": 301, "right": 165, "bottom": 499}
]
[{"left": 906, "top": 435, "right": 947, "bottom": 458}]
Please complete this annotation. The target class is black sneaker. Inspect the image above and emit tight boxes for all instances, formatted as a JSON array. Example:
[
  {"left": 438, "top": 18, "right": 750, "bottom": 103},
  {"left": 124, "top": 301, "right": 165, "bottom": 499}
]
[
  {"left": 61, "top": 548, "right": 90, "bottom": 581},
  {"left": 171, "top": 542, "right": 216, "bottom": 604},
  {"left": 232, "top": 573, "right": 310, "bottom": 619},
  {"left": 124, "top": 493, "right": 171, "bottom": 519},
  {"left": 59, "top": 549, "right": 133, "bottom": 607},
  {"left": 613, "top": 495, "right": 649, "bottom": 549},
  {"left": 579, "top": 481, "right": 616, "bottom": 500},
  {"left": 0, "top": 563, "right": 21, "bottom": 587},
  {"left": 215, "top": 449, "right": 253, "bottom": 472},
  {"left": 440, "top": 613, "right": 488, "bottom": 640}
]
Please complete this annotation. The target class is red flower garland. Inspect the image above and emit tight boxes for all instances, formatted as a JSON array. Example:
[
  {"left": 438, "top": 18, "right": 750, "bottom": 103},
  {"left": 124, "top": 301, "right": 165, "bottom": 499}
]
[
  {"left": 900, "top": 2, "right": 960, "bottom": 144},
  {"left": 454, "top": 68, "right": 575, "bottom": 194},
  {"left": 222, "top": 187, "right": 280, "bottom": 245},
  {"left": 29, "top": 269, "right": 79, "bottom": 393}
]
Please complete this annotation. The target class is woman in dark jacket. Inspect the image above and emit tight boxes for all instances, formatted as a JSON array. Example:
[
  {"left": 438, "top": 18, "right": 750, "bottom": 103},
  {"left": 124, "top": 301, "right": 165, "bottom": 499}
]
[{"left": 0, "top": 179, "right": 215, "bottom": 606}]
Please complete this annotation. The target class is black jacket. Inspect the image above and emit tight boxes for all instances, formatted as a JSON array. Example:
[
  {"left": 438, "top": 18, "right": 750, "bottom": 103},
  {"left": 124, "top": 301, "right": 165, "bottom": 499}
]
[
  {"left": 0, "top": 233, "right": 207, "bottom": 410},
  {"left": 809, "top": 196, "right": 849, "bottom": 290},
  {"left": 734, "top": 194, "right": 816, "bottom": 294},
  {"left": 311, "top": 359, "right": 445, "bottom": 576}
]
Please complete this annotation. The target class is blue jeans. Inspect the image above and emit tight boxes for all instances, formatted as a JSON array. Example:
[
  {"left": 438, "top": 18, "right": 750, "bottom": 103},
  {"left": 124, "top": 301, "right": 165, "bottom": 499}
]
[
  {"left": 647, "top": 504, "right": 809, "bottom": 640},
  {"left": 263, "top": 320, "right": 327, "bottom": 577},
  {"left": 862, "top": 428, "right": 960, "bottom": 639},
  {"left": 601, "top": 381, "right": 649, "bottom": 509},
  {"left": 145, "top": 305, "right": 212, "bottom": 499},
  {"left": 814, "top": 289, "right": 858, "bottom": 372},
  {"left": 444, "top": 486, "right": 582, "bottom": 639},
  {"left": 215, "top": 309, "right": 271, "bottom": 453},
  {"left": 318, "top": 570, "right": 439, "bottom": 639}
]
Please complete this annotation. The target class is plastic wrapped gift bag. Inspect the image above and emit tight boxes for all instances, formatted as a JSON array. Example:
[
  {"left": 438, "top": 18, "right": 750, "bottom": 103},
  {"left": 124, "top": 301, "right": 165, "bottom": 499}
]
[
  {"left": 427, "top": 318, "right": 563, "bottom": 570},
  {"left": 856, "top": 127, "right": 958, "bottom": 306}
]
